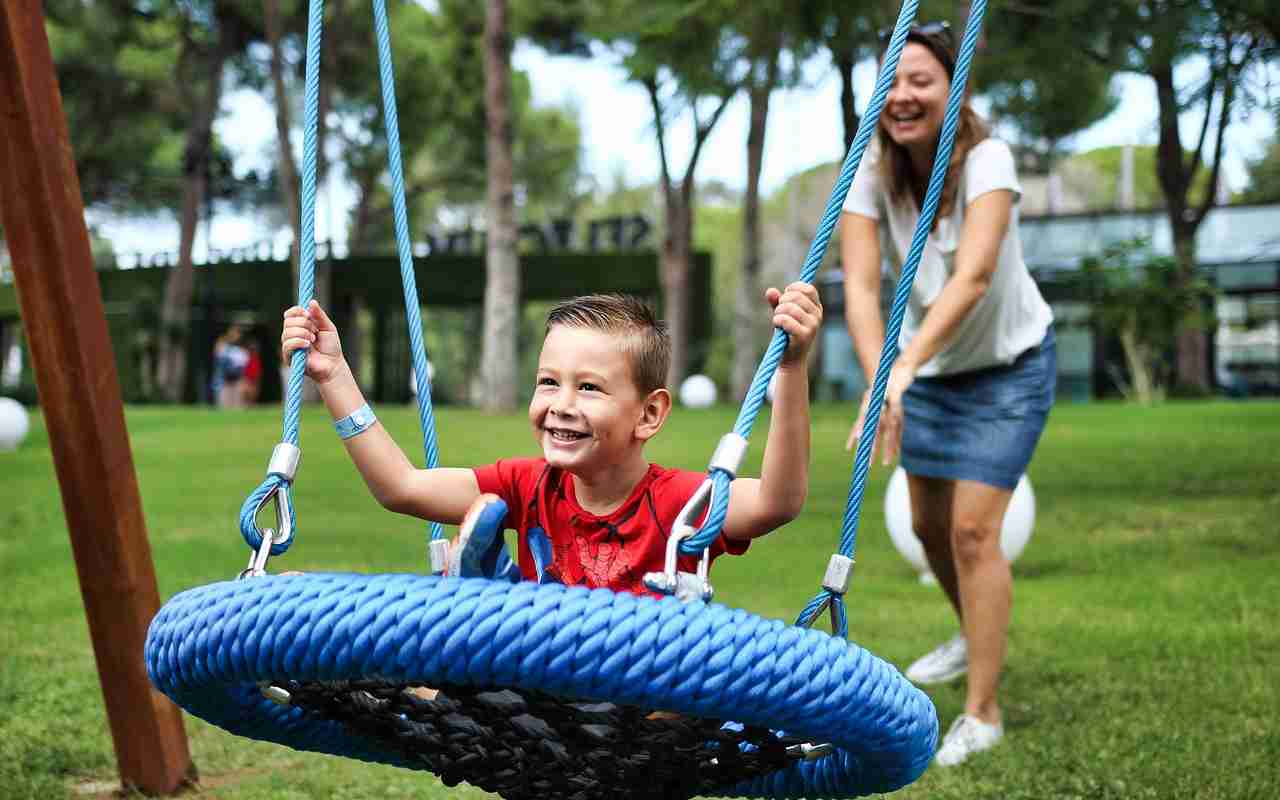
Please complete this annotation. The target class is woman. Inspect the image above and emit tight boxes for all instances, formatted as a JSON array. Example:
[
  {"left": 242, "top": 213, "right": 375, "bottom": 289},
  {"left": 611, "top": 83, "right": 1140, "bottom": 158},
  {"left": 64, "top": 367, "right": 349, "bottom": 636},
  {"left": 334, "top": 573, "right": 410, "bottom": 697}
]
[{"left": 840, "top": 23, "right": 1055, "bottom": 767}]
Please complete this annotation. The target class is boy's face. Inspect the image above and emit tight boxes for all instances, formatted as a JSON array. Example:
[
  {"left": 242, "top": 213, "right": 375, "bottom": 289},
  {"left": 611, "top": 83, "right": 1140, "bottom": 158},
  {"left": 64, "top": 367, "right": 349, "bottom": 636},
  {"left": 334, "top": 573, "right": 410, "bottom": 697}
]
[{"left": 529, "top": 325, "right": 655, "bottom": 474}]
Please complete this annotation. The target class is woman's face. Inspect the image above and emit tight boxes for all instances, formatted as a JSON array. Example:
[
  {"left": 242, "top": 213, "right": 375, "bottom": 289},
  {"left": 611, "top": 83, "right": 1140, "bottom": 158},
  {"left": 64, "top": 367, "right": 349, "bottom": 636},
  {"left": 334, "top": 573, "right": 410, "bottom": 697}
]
[{"left": 881, "top": 42, "right": 950, "bottom": 152}]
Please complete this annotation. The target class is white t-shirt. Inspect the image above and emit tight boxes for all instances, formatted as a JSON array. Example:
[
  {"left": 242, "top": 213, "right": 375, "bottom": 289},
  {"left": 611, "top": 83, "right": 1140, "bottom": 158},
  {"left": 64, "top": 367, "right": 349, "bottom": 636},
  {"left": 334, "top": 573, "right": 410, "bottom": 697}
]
[{"left": 842, "top": 138, "right": 1053, "bottom": 377}]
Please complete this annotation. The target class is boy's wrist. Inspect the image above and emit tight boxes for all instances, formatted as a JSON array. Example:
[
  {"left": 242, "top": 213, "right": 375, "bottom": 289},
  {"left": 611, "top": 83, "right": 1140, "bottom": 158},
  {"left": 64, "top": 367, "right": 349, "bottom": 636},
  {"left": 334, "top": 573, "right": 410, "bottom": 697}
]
[{"left": 318, "top": 358, "right": 355, "bottom": 388}]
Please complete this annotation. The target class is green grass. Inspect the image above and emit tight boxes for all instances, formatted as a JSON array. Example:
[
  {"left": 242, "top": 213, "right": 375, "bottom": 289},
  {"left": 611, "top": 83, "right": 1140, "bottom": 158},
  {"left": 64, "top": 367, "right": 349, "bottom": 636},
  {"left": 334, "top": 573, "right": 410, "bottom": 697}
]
[{"left": 2, "top": 400, "right": 1279, "bottom": 799}]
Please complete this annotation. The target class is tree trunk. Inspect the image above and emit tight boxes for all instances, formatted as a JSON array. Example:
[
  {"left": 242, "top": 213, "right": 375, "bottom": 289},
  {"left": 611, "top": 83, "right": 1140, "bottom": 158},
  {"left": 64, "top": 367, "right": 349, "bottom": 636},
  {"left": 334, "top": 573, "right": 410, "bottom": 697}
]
[
  {"left": 1119, "top": 321, "right": 1156, "bottom": 405},
  {"left": 155, "top": 165, "right": 205, "bottom": 403},
  {"left": 661, "top": 191, "right": 693, "bottom": 390},
  {"left": 476, "top": 0, "right": 520, "bottom": 411},
  {"left": 156, "top": 40, "right": 229, "bottom": 403},
  {"left": 1152, "top": 63, "right": 1211, "bottom": 392},
  {"left": 641, "top": 77, "right": 734, "bottom": 393},
  {"left": 265, "top": 0, "right": 301, "bottom": 284},
  {"left": 347, "top": 167, "right": 380, "bottom": 255},
  {"left": 836, "top": 50, "right": 858, "bottom": 156},
  {"left": 732, "top": 77, "right": 773, "bottom": 401},
  {"left": 1172, "top": 235, "right": 1209, "bottom": 391}
]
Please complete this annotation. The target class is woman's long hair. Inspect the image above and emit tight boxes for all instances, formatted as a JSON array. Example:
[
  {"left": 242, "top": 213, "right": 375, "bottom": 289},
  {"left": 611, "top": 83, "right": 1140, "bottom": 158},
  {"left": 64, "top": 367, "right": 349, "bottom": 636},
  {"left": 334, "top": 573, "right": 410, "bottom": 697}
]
[{"left": 876, "top": 35, "right": 990, "bottom": 227}]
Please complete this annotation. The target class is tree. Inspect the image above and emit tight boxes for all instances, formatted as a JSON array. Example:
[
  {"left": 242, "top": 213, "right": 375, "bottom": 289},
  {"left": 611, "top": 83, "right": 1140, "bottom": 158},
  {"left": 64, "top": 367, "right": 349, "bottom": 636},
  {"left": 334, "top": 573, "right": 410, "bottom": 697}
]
[
  {"left": 263, "top": 0, "right": 302, "bottom": 277},
  {"left": 1238, "top": 120, "right": 1280, "bottom": 203},
  {"left": 1008, "top": 0, "right": 1268, "bottom": 391},
  {"left": 43, "top": 0, "right": 187, "bottom": 212},
  {"left": 477, "top": 0, "right": 520, "bottom": 411},
  {"left": 155, "top": 0, "right": 261, "bottom": 403},
  {"left": 593, "top": 1, "right": 742, "bottom": 387},
  {"left": 729, "top": 4, "right": 813, "bottom": 400},
  {"left": 976, "top": 10, "right": 1119, "bottom": 212},
  {"left": 1058, "top": 145, "right": 1215, "bottom": 209},
  {"left": 799, "top": 0, "right": 903, "bottom": 155},
  {"left": 1075, "top": 239, "right": 1215, "bottom": 404}
]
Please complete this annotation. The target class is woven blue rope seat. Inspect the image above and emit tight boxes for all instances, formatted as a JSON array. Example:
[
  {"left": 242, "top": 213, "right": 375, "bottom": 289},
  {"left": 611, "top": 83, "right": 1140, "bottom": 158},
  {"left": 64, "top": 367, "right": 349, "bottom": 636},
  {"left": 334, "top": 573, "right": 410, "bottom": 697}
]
[
  {"left": 139, "top": 0, "right": 1012, "bottom": 792},
  {"left": 146, "top": 573, "right": 936, "bottom": 798}
]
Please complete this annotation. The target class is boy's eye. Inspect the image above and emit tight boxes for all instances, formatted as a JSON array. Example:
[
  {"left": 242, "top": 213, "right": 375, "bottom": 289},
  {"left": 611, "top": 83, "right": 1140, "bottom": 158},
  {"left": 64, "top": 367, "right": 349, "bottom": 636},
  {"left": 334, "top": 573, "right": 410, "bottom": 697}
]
[
  {"left": 537, "top": 377, "right": 556, "bottom": 387},
  {"left": 579, "top": 383, "right": 599, "bottom": 392}
]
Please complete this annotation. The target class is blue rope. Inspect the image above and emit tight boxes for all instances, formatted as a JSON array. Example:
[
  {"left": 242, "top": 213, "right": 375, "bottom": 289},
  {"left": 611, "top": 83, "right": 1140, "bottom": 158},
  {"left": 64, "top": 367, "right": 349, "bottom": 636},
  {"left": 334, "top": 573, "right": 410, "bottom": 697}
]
[
  {"left": 681, "top": 0, "right": 920, "bottom": 560},
  {"left": 239, "top": 0, "right": 325, "bottom": 555},
  {"left": 805, "top": 1, "right": 990, "bottom": 634},
  {"left": 241, "top": 0, "right": 449, "bottom": 555},
  {"left": 683, "top": 1, "right": 992, "bottom": 645},
  {"left": 372, "top": 0, "right": 445, "bottom": 545},
  {"left": 836, "top": 0, "right": 989, "bottom": 565}
]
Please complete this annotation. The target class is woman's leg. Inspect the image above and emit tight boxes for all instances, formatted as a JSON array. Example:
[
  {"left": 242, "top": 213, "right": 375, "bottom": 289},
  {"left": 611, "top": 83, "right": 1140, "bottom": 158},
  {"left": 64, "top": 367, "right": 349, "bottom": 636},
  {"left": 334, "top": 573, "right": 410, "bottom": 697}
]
[
  {"left": 949, "top": 479, "right": 1014, "bottom": 724},
  {"left": 907, "top": 473, "right": 962, "bottom": 619}
]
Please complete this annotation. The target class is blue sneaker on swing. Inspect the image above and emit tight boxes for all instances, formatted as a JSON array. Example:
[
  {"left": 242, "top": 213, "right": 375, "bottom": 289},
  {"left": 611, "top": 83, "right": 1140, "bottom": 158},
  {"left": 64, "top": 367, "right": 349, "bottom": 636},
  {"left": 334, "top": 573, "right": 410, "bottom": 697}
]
[{"left": 448, "top": 493, "right": 519, "bottom": 582}]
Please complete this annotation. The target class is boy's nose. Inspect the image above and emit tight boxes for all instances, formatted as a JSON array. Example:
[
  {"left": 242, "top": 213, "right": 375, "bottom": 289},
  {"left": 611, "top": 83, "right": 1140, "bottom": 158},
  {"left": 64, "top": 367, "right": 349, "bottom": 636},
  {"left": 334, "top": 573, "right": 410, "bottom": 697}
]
[{"left": 549, "top": 388, "right": 577, "bottom": 416}]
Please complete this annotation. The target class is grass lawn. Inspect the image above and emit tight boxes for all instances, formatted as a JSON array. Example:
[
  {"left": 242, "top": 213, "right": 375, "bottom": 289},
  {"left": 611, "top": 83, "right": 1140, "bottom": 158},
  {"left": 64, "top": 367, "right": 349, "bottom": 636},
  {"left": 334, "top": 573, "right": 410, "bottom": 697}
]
[{"left": 2, "top": 400, "right": 1278, "bottom": 799}]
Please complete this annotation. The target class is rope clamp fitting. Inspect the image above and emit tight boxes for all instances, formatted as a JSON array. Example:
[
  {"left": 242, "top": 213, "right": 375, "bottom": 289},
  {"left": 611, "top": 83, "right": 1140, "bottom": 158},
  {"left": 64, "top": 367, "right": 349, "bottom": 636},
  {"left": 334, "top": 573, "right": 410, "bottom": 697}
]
[
  {"left": 239, "top": 483, "right": 294, "bottom": 579},
  {"left": 643, "top": 479, "right": 714, "bottom": 602},
  {"left": 267, "top": 443, "right": 301, "bottom": 481},
  {"left": 707, "top": 432, "right": 748, "bottom": 478},
  {"left": 428, "top": 538, "right": 450, "bottom": 576},
  {"left": 822, "top": 554, "right": 855, "bottom": 595}
]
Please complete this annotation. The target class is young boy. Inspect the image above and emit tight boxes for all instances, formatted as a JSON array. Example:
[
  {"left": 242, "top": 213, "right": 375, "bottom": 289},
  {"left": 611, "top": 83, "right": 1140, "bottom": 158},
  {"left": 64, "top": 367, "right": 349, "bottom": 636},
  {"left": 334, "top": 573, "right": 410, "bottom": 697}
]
[{"left": 280, "top": 287, "right": 821, "bottom": 596}]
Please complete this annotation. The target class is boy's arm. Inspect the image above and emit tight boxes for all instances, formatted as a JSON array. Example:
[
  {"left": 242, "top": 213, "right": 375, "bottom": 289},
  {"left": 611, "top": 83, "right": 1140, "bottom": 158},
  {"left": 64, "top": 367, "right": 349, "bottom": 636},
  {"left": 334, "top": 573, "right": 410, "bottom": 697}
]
[
  {"left": 285, "top": 301, "right": 480, "bottom": 525},
  {"left": 317, "top": 361, "right": 480, "bottom": 524},
  {"left": 721, "top": 284, "right": 819, "bottom": 541}
]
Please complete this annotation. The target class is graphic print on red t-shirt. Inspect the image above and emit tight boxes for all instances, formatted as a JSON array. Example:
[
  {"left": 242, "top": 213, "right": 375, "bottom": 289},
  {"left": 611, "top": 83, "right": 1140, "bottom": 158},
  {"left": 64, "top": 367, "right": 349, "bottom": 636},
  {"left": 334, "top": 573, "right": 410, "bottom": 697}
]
[{"left": 473, "top": 458, "right": 748, "bottom": 597}]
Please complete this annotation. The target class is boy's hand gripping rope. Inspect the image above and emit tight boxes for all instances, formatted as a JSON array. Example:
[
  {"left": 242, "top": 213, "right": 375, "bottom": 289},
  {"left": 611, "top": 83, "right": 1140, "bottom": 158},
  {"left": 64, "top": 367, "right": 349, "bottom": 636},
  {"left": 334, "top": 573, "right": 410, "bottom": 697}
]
[{"left": 239, "top": 0, "right": 449, "bottom": 572}]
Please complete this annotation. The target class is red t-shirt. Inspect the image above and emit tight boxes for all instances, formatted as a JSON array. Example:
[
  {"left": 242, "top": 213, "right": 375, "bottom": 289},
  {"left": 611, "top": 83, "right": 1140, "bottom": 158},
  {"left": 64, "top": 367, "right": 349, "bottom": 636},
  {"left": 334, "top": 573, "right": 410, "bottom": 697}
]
[{"left": 473, "top": 458, "right": 748, "bottom": 597}]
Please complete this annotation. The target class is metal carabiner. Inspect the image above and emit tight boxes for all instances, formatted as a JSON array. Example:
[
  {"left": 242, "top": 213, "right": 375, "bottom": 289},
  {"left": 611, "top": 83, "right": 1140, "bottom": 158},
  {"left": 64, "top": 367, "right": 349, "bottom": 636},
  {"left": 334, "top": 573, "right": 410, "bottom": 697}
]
[
  {"left": 238, "top": 483, "right": 294, "bottom": 579},
  {"left": 642, "top": 477, "right": 714, "bottom": 602}
]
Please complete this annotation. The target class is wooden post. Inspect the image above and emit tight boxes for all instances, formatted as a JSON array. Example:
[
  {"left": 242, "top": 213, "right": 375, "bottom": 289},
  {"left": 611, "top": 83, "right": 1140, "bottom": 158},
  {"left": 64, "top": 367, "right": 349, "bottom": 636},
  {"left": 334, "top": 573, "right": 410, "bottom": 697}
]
[{"left": 0, "top": 1, "right": 195, "bottom": 794}]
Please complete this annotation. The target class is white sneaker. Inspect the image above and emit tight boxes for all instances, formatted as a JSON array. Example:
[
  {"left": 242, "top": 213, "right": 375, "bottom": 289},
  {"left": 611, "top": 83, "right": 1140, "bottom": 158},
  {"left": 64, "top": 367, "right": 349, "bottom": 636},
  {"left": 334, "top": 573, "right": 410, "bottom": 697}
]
[
  {"left": 905, "top": 634, "right": 967, "bottom": 685},
  {"left": 934, "top": 714, "right": 1003, "bottom": 767}
]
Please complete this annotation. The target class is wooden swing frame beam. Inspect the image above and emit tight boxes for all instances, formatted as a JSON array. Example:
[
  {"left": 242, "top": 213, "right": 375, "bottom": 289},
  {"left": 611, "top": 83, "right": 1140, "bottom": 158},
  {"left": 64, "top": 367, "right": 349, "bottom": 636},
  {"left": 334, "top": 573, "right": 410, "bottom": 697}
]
[{"left": 0, "top": 0, "right": 194, "bottom": 793}]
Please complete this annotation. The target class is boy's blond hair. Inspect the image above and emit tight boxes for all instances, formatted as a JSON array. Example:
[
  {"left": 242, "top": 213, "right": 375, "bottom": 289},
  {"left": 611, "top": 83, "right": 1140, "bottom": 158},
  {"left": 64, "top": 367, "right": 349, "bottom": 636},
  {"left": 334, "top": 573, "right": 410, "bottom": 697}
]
[{"left": 545, "top": 294, "right": 670, "bottom": 396}]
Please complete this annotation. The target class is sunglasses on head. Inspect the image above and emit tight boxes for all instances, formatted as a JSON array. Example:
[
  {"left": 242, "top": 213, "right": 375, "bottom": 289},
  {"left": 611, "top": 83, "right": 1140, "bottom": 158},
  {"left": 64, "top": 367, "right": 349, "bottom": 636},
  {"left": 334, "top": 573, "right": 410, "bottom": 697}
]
[{"left": 877, "top": 20, "right": 954, "bottom": 47}]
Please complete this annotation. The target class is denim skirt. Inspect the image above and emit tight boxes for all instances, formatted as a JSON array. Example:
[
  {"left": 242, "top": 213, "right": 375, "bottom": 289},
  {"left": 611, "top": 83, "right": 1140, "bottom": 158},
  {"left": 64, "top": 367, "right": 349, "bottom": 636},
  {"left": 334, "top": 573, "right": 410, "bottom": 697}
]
[{"left": 900, "top": 328, "right": 1056, "bottom": 490}]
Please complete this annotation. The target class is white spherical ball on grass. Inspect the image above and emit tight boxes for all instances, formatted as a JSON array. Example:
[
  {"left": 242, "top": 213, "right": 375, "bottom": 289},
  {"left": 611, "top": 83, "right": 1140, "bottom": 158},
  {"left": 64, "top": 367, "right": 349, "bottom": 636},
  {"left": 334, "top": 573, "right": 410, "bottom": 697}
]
[
  {"left": 883, "top": 466, "right": 1035, "bottom": 581},
  {"left": 678, "top": 374, "right": 717, "bottom": 408},
  {"left": 0, "top": 397, "right": 30, "bottom": 452}
]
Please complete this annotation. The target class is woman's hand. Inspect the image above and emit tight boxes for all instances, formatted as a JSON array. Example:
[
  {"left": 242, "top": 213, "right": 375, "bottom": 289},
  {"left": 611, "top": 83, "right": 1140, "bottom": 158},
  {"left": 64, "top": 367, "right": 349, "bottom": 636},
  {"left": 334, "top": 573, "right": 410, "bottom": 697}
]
[
  {"left": 281, "top": 300, "right": 345, "bottom": 384},
  {"left": 844, "top": 359, "right": 918, "bottom": 465}
]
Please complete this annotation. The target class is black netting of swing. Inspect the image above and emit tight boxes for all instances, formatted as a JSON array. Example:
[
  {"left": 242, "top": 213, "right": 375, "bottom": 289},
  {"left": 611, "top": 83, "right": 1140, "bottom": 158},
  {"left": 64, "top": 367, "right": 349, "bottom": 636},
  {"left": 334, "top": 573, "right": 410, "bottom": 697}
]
[{"left": 278, "top": 679, "right": 818, "bottom": 799}]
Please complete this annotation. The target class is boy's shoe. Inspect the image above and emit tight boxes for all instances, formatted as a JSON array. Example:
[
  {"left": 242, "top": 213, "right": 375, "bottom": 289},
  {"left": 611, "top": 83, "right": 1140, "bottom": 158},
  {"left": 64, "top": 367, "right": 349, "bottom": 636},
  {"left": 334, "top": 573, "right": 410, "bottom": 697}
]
[
  {"left": 934, "top": 714, "right": 1003, "bottom": 766},
  {"left": 905, "top": 634, "right": 967, "bottom": 685},
  {"left": 448, "top": 493, "right": 517, "bottom": 580}
]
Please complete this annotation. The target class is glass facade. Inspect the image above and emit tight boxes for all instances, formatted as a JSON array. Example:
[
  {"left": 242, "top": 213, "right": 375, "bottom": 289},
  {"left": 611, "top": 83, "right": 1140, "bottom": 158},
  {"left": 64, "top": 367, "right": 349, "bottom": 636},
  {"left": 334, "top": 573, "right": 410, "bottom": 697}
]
[{"left": 816, "top": 203, "right": 1280, "bottom": 401}]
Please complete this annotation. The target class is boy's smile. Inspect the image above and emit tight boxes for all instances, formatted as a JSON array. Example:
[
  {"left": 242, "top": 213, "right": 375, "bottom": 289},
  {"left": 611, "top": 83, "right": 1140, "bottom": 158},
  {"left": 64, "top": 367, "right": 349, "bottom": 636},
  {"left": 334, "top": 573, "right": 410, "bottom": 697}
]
[{"left": 529, "top": 325, "right": 648, "bottom": 474}]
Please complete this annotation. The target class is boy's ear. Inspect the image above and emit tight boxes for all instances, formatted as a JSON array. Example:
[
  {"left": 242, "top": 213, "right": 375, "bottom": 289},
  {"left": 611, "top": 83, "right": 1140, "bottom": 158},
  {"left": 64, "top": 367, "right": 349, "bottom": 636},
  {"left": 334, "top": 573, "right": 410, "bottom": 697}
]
[{"left": 635, "top": 387, "right": 672, "bottom": 442}]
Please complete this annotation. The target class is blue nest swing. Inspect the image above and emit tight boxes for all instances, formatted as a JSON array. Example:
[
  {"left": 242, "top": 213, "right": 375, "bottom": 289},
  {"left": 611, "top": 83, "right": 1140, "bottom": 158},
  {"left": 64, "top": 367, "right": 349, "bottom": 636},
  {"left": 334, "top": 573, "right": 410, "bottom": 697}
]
[{"left": 146, "top": 0, "right": 992, "bottom": 796}]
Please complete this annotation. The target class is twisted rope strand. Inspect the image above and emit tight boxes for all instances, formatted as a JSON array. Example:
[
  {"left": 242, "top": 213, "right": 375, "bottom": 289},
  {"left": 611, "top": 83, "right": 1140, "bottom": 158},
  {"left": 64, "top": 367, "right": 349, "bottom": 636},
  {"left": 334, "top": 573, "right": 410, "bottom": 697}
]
[
  {"left": 836, "top": 0, "right": 990, "bottom": 562},
  {"left": 683, "top": 0, "right": 921, "bottom": 560},
  {"left": 372, "top": 0, "right": 445, "bottom": 544},
  {"left": 238, "top": 0, "right": 325, "bottom": 554}
]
